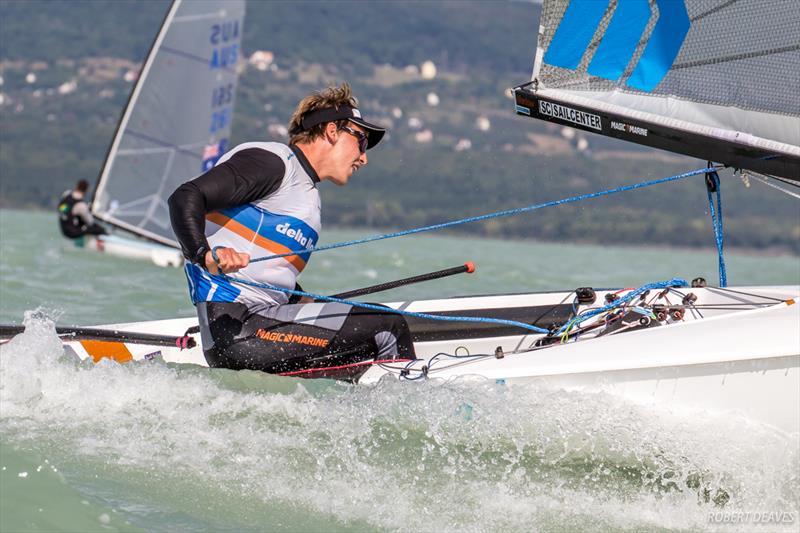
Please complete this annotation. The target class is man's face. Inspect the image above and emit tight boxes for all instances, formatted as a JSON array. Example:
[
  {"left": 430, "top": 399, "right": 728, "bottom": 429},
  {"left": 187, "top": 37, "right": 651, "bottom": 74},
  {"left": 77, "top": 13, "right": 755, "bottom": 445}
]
[{"left": 327, "top": 121, "right": 368, "bottom": 186}]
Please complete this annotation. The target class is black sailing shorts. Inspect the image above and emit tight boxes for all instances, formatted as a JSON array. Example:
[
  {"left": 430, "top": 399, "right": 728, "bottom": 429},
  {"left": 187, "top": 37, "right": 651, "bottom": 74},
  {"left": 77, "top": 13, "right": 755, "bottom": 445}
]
[{"left": 196, "top": 300, "right": 416, "bottom": 380}]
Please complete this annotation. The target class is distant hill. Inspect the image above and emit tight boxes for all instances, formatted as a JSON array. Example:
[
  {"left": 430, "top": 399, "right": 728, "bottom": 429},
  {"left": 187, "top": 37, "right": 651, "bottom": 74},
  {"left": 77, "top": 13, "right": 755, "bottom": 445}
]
[
  {"left": 0, "top": 0, "right": 537, "bottom": 74},
  {"left": 1, "top": 0, "right": 797, "bottom": 253},
  {"left": 0, "top": 1, "right": 168, "bottom": 61}
]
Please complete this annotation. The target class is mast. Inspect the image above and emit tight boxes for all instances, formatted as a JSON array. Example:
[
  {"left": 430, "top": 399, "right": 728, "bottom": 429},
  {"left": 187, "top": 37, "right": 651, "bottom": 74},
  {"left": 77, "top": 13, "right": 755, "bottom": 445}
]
[
  {"left": 91, "top": 0, "right": 182, "bottom": 247},
  {"left": 91, "top": 0, "right": 246, "bottom": 247}
]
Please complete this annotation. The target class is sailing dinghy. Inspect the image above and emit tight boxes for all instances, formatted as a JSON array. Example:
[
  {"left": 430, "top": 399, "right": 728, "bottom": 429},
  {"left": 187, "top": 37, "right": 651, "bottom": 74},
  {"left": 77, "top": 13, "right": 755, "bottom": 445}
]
[
  {"left": 73, "top": 0, "right": 245, "bottom": 267},
  {"left": 44, "top": 284, "right": 799, "bottom": 433},
  {"left": 6, "top": 0, "right": 799, "bottom": 433}
]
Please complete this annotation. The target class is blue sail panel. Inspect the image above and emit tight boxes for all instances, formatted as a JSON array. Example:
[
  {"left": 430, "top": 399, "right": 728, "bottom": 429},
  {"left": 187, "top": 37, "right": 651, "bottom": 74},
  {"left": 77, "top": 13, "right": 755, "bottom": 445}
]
[
  {"left": 626, "top": 0, "right": 690, "bottom": 92},
  {"left": 587, "top": 0, "right": 651, "bottom": 82},
  {"left": 543, "top": 0, "right": 610, "bottom": 71}
]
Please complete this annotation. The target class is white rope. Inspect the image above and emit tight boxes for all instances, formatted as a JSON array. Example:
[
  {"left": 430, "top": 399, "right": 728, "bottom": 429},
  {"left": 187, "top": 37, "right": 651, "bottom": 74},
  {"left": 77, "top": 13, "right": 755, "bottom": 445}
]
[{"left": 743, "top": 171, "right": 800, "bottom": 200}]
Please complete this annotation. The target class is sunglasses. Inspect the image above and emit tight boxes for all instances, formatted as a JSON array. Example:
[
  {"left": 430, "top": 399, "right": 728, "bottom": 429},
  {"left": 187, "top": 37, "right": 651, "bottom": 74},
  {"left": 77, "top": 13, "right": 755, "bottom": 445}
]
[{"left": 339, "top": 125, "right": 368, "bottom": 153}]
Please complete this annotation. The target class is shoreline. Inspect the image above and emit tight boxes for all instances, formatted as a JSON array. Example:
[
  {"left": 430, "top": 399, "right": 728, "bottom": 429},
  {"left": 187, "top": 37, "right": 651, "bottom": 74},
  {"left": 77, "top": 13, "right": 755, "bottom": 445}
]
[
  {"left": 2, "top": 207, "right": 797, "bottom": 259},
  {"left": 324, "top": 224, "right": 800, "bottom": 259}
]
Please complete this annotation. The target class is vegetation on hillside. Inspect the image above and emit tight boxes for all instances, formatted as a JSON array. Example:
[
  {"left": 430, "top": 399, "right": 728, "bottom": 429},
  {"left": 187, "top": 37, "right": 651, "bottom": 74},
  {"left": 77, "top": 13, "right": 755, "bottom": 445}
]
[{"left": 1, "top": 0, "right": 797, "bottom": 253}]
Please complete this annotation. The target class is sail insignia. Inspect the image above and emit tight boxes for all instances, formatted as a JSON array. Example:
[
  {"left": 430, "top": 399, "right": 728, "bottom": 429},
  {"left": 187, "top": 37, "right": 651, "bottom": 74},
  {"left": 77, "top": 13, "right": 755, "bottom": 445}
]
[{"left": 517, "top": 0, "right": 800, "bottom": 181}]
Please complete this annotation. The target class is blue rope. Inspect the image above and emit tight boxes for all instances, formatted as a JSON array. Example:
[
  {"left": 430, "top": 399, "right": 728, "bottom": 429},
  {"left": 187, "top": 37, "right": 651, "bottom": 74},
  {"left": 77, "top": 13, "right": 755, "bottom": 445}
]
[
  {"left": 210, "top": 274, "right": 687, "bottom": 336},
  {"left": 217, "top": 274, "right": 551, "bottom": 334},
  {"left": 197, "top": 165, "right": 728, "bottom": 340},
  {"left": 207, "top": 167, "right": 717, "bottom": 333},
  {"left": 251, "top": 166, "right": 713, "bottom": 264},
  {"left": 555, "top": 279, "right": 688, "bottom": 335},
  {"left": 705, "top": 170, "right": 727, "bottom": 287}
]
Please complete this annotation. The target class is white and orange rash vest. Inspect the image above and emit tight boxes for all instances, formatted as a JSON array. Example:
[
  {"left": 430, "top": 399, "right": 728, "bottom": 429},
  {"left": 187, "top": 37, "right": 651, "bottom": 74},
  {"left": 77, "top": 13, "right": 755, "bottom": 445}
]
[{"left": 169, "top": 142, "right": 321, "bottom": 310}]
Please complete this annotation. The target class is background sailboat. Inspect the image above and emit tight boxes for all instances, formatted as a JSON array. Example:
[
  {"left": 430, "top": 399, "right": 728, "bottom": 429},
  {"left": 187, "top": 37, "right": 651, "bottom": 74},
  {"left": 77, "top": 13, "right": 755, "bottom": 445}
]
[{"left": 78, "top": 0, "right": 245, "bottom": 267}]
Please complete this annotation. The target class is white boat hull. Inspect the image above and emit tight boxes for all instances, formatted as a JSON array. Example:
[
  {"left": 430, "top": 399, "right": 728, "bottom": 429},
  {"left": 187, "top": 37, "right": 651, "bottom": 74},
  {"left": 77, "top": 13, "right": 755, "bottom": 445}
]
[
  {"left": 363, "top": 300, "right": 800, "bottom": 433},
  {"left": 70, "top": 234, "right": 184, "bottom": 268},
  {"left": 53, "top": 285, "right": 800, "bottom": 433}
]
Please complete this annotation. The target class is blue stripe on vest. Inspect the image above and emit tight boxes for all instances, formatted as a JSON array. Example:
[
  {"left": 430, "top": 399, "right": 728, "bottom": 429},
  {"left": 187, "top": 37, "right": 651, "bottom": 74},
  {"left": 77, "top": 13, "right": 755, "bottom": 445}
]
[
  {"left": 588, "top": 0, "right": 651, "bottom": 82},
  {"left": 626, "top": 0, "right": 690, "bottom": 92},
  {"left": 217, "top": 205, "right": 318, "bottom": 256},
  {"left": 185, "top": 262, "right": 242, "bottom": 304},
  {"left": 543, "top": 0, "right": 610, "bottom": 71}
]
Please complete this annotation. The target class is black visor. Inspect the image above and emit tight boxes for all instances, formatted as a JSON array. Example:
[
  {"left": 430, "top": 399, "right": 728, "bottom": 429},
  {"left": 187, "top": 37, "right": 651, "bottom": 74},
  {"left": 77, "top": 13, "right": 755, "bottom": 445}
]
[{"left": 291, "top": 105, "right": 386, "bottom": 149}]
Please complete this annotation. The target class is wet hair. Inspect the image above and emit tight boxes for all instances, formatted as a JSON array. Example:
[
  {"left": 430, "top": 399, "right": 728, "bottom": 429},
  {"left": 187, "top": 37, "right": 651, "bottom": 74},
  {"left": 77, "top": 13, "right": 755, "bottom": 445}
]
[
  {"left": 288, "top": 82, "right": 359, "bottom": 145},
  {"left": 76, "top": 179, "right": 90, "bottom": 193}
]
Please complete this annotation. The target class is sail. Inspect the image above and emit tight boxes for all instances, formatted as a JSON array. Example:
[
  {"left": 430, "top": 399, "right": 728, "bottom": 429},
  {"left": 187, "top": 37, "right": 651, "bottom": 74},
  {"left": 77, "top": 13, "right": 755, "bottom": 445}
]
[
  {"left": 91, "top": 0, "right": 246, "bottom": 246},
  {"left": 513, "top": 0, "right": 800, "bottom": 181}
]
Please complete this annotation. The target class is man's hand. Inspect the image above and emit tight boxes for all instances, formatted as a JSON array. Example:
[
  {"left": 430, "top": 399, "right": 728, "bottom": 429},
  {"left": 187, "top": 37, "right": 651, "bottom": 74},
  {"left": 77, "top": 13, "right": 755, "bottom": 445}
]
[{"left": 205, "top": 247, "right": 250, "bottom": 275}]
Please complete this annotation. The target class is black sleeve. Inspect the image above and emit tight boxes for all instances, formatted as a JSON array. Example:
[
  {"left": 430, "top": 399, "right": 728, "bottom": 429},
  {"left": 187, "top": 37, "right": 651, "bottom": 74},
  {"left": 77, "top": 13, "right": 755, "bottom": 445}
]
[{"left": 168, "top": 148, "right": 286, "bottom": 265}]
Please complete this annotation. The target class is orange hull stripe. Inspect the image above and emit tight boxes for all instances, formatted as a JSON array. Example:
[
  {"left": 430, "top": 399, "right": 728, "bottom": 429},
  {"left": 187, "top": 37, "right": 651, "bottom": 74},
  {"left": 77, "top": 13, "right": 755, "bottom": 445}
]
[
  {"left": 80, "top": 340, "right": 133, "bottom": 364},
  {"left": 206, "top": 213, "right": 307, "bottom": 271}
]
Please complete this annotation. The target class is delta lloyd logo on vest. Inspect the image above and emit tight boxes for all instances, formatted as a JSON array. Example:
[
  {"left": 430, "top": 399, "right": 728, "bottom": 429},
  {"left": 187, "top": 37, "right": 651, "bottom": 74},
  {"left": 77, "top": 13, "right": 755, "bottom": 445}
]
[
  {"left": 276, "top": 223, "right": 315, "bottom": 249},
  {"left": 544, "top": 0, "right": 690, "bottom": 92}
]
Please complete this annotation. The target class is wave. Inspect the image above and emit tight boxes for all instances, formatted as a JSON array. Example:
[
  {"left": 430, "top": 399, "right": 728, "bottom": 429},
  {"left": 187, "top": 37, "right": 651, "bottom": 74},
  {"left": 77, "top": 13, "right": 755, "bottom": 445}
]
[{"left": 1, "top": 313, "right": 798, "bottom": 532}]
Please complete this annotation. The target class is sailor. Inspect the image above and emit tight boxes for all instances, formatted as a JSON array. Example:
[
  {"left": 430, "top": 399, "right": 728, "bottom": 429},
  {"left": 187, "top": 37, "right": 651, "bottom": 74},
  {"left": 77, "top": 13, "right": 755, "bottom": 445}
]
[
  {"left": 58, "top": 179, "right": 107, "bottom": 239},
  {"left": 168, "top": 83, "right": 416, "bottom": 377}
]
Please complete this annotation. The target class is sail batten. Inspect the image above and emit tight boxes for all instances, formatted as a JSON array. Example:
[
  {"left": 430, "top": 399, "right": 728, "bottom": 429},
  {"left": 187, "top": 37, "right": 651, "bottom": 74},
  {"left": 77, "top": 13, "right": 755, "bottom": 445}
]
[
  {"left": 91, "top": 0, "right": 245, "bottom": 246},
  {"left": 516, "top": 0, "right": 800, "bottom": 181}
]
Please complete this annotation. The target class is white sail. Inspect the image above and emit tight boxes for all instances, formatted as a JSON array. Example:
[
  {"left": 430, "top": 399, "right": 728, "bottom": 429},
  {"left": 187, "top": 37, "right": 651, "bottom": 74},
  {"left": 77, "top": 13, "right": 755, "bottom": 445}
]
[
  {"left": 91, "top": 0, "right": 246, "bottom": 247},
  {"left": 515, "top": 0, "right": 800, "bottom": 180}
]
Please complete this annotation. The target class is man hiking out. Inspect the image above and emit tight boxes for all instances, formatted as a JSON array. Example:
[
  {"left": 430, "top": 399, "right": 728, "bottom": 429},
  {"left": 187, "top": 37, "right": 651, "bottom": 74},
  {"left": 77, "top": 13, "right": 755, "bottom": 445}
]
[{"left": 169, "top": 83, "right": 416, "bottom": 379}]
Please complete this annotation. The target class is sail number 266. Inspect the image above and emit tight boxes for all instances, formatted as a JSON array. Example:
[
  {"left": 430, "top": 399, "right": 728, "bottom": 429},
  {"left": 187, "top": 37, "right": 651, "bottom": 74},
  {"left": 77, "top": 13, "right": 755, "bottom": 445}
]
[
  {"left": 212, "top": 84, "right": 234, "bottom": 108},
  {"left": 210, "top": 83, "right": 234, "bottom": 133}
]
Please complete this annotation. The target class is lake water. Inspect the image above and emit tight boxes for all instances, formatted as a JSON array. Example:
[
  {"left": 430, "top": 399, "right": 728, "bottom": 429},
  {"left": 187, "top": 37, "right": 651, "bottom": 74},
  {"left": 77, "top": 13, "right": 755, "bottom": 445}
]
[{"left": 1, "top": 208, "right": 798, "bottom": 532}]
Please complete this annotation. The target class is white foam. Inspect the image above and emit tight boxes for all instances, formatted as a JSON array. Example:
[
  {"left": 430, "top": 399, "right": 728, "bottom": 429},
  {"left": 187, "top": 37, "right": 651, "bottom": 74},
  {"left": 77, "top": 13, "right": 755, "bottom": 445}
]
[{"left": 1, "top": 314, "right": 797, "bottom": 531}]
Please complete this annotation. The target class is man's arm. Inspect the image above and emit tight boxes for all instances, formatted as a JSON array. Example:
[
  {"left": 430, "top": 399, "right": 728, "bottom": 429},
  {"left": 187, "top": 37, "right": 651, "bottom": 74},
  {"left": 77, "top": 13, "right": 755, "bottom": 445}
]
[
  {"left": 72, "top": 201, "right": 94, "bottom": 225},
  {"left": 168, "top": 148, "right": 286, "bottom": 268}
]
